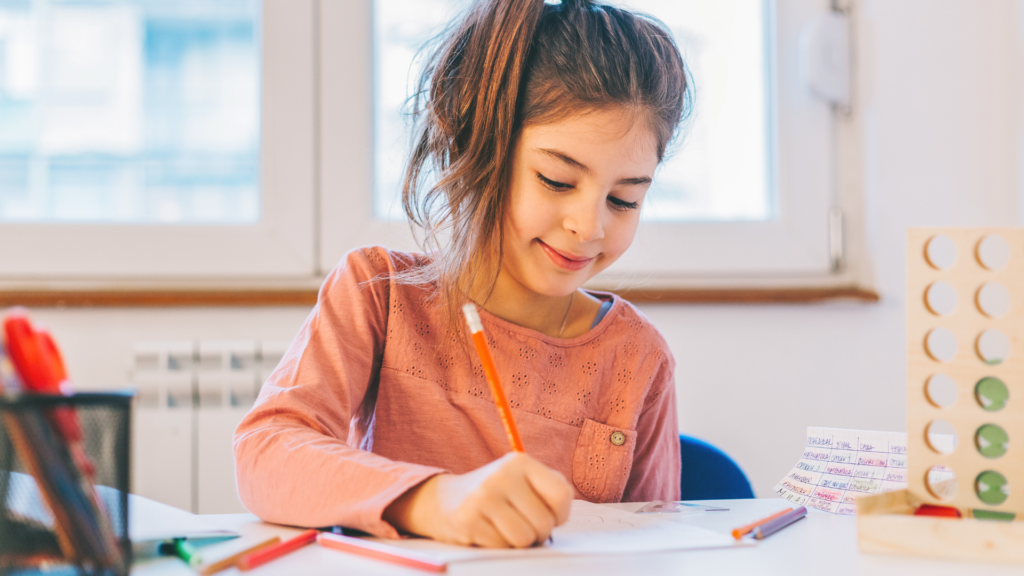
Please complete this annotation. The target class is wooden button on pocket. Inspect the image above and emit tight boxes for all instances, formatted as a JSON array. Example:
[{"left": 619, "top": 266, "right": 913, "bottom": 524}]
[{"left": 572, "top": 419, "right": 637, "bottom": 502}]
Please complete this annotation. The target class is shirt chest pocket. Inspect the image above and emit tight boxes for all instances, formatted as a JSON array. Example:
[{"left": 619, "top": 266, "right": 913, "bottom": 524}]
[{"left": 572, "top": 418, "right": 637, "bottom": 503}]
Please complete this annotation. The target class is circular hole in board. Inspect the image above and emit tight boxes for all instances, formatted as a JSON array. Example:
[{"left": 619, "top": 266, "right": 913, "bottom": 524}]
[
  {"left": 976, "top": 234, "right": 1011, "bottom": 271},
  {"left": 926, "top": 419, "right": 958, "bottom": 454},
  {"left": 925, "top": 373, "right": 958, "bottom": 408},
  {"left": 924, "top": 282, "right": 957, "bottom": 316},
  {"left": 976, "top": 329, "right": 1010, "bottom": 365},
  {"left": 926, "top": 465, "right": 958, "bottom": 501},
  {"left": 976, "top": 282, "right": 1011, "bottom": 318},
  {"left": 975, "top": 424, "right": 1009, "bottom": 459},
  {"left": 925, "top": 327, "right": 957, "bottom": 362},
  {"left": 925, "top": 235, "right": 958, "bottom": 270},
  {"left": 975, "top": 377, "right": 1009, "bottom": 412},
  {"left": 976, "top": 470, "right": 1010, "bottom": 506}
]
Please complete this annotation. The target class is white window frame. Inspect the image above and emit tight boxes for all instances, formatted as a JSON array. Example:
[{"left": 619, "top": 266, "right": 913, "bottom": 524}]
[
  {"left": 0, "top": 0, "right": 854, "bottom": 292},
  {"left": 320, "top": 0, "right": 844, "bottom": 287},
  {"left": 0, "top": 0, "right": 317, "bottom": 280}
]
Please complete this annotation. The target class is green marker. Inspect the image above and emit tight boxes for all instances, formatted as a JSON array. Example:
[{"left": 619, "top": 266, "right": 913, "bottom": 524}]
[{"left": 160, "top": 539, "right": 202, "bottom": 567}]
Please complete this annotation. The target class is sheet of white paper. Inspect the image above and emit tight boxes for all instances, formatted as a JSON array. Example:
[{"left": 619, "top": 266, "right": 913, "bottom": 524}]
[
  {"left": 361, "top": 500, "right": 740, "bottom": 563},
  {"left": 5, "top": 473, "right": 236, "bottom": 543},
  {"left": 126, "top": 490, "right": 239, "bottom": 542},
  {"left": 773, "top": 426, "right": 908, "bottom": 514}
]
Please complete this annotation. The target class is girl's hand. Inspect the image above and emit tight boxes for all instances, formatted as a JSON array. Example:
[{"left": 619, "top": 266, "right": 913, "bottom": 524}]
[{"left": 384, "top": 452, "right": 574, "bottom": 548}]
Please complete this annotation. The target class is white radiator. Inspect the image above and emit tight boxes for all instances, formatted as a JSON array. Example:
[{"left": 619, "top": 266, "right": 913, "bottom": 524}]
[{"left": 130, "top": 339, "right": 287, "bottom": 514}]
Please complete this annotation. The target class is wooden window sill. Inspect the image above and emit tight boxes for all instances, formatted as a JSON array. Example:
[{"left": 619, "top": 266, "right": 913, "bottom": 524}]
[{"left": 0, "top": 286, "right": 879, "bottom": 307}]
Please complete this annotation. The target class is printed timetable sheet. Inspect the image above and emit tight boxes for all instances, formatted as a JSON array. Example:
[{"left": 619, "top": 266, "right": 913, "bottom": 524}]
[{"left": 773, "top": 427, "right": 908, "bottom": 515}]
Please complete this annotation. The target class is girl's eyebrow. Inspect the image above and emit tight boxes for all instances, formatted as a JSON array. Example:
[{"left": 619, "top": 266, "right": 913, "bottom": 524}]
[
  {"left": 535, "top": 147, "right": 652, "bottom": 185},
  {"left": 536, "top": 148, "right": 591, "bottom": 173}
]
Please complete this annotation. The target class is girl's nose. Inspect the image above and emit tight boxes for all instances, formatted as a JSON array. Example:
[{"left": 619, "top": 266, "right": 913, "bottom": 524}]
[{"left": 563, "top": 197, "right": 605, "bottom": 243}]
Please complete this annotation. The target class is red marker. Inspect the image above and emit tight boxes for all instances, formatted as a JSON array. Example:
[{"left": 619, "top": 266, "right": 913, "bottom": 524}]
[
  {"left": 238, "top": 529, "right": 318, "bottom": 571},
  {"left": 3, "top": 314, "right": 93, "bottom": 476},
  {"left": 2, "top": 310, "right": 121, "bottom": 567}
]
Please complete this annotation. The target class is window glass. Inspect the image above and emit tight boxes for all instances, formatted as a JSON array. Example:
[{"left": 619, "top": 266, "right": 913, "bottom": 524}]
[
  {"left": 373, "top": 0, "right": 771, "bottom": 223},
  {"left": 0, "top": 0, "right": 261, "bottom": 224}
]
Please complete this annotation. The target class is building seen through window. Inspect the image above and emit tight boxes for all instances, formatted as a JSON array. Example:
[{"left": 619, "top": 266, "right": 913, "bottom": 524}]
[{"left": 0, "top": 0, "right": 261, "bottom": 224}]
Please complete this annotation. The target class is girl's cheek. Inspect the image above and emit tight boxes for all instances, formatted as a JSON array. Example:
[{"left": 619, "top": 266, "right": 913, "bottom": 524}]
[{"left": 605, "top": 217, "right": 641, "bottom": 258}]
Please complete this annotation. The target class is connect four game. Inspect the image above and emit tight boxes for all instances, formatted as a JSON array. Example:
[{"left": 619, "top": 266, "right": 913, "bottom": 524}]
[
  {"left": 907, "top": 228, "right": 1021, "bottom": 517},
  {"left": 857, "top": 228, "right": 1024, "bottom": 563}
]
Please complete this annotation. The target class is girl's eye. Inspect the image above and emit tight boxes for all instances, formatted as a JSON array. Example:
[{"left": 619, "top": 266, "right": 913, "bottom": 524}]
[
  {"left": 608, "top": 195, "right": 640, "bottom": 211},
  {"left": 537, "top": 173, "right": 572, "bottom": 190}
]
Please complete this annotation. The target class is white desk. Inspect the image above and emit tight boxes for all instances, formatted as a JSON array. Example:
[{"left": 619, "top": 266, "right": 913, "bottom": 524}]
[{"left": 131, "top": 498, "right": 1020, "bottom": 575}]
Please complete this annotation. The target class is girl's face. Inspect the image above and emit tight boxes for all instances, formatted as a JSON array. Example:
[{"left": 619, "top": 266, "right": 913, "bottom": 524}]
[{"left": 502, "top": 108, "right": 659, "bottom": 297}]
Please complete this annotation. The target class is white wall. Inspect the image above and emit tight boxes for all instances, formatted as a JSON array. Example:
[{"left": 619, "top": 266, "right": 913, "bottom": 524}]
[
  {"left": 24, "top": 0, "right": 1024, "bottom": 498},
  {"left": 648, "top": 0, "right": 1023, "bottom": 494}
]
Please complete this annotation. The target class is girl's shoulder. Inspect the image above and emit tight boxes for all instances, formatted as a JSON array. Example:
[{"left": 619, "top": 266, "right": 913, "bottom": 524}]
[
  {"left": 585, "top": 291, "right": 675, "bottom": 366},
  {"left": 345, "top": 246, "right": 431, "bottom": 275},
  {"left": 325, "top": 246, "right": 432, "bottom": 283},
  {"left": 317, "top": 246, "right": 435, "bottom": 308}
]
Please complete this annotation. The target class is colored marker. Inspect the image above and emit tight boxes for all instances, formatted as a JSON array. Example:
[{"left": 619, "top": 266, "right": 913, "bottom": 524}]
[
  {"left": 159, "top": 539, "right": 202, "bottom": 567},
  {"left": 238, "top": 529, "right": 318, "bottom": 571},
  {"left": 730, "top": 507, "right": 794, "bottom": 539},
  {"left": 752, "top": 506, "right": 807, "bottom": 539},
  {"left": 198, "top": 535, "right": 281, "bottom": 575},
  {"left": 318, "top": 532, "right": 447, "bottom": 573}
]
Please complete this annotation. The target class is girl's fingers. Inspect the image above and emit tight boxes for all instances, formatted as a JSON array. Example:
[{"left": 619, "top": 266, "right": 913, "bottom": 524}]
[
  {"left": 522, "top": 458, "right": 574, "bottom": 525},
  {"left": 471, "top": 513, "right": 515, "bottom": 548},
  {"left": 505, "top": 481, "right": 556, "bottom": 541},
  {"left": 483, "top": 501, "right": 541, "bottom": 548}
]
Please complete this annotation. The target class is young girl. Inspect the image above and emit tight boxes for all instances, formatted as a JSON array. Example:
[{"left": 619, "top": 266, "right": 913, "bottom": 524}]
[{"left": 235, "top": 0, "right": 690, "bottom": 548}]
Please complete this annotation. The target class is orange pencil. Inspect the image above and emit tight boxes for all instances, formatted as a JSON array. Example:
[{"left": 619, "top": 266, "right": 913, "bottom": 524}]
[
  {"left": 462, "top": 304, "right": 525, "bottom": 453},
  {"left": 730, "top": 507, "right": 794, "bottom": 539}
]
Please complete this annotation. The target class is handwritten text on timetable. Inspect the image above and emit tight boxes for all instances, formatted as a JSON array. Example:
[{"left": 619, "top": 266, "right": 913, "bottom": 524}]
[{"left": 773, "top": 427, "right": 908, "bottom": 515}]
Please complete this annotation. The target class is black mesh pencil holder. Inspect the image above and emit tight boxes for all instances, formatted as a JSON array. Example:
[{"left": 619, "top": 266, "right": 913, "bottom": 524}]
[{"left": 0, "top": 392, "right": 133, "bottom": 576}]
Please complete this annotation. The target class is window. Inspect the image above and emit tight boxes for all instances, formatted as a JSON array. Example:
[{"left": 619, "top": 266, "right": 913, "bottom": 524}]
[
  {"left": 0, "top": 1, "right": 260, "bottom": 224},
  {"left": 2, "top": 0, "right": 848, "bottom": 292},
  {"left": 323, "top": 0, "right": 841, "bottom": 283},
  {"left": 0, "top": 0, "right": 316, "bottom": 279}
]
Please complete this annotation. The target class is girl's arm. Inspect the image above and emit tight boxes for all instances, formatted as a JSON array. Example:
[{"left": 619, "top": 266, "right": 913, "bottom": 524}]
[
  {"left": 621, "top": 354, "right": 681, "bottom": 502},
  {"left": 233, "top": 248, "right": 445, "bottom": 538}
]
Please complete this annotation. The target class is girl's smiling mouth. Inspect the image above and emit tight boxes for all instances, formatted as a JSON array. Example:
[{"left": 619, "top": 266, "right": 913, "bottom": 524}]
[{"left": 537, "top": 239, "right": 595, "bottom": 271}]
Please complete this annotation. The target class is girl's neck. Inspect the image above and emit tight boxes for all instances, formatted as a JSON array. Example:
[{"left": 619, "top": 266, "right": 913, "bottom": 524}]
[{"left": 473, "top": 270, "right": 601, "bottom": 339}]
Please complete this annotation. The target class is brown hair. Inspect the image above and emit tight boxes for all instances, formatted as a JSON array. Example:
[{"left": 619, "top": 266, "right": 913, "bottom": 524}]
[{"left": 399, "top": 0, "right": 691, "bottom": 326}]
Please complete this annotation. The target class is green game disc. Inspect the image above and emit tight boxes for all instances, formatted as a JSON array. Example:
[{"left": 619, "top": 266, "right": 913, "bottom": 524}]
[
  {"left": 972, "top": 509, "right": 1016, "bottom": 521},
  {"left": 975, "top": 424, "right": 1009, "bottom": 459},
  {"left": 976, "top": 471, "right": 1009, "bottom": 505},
  {"left": 975, "top": 377, "right": 1009, "bottom": 412}
]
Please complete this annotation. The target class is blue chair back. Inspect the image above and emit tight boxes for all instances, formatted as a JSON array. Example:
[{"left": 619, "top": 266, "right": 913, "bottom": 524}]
[{"left": 679, "top": 434, "right": 754, "bottom": 500}]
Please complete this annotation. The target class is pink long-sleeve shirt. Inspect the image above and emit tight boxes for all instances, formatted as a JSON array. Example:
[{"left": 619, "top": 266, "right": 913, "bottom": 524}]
[{"left": 234, "top": 247, "right": 680, "bottom": 537}]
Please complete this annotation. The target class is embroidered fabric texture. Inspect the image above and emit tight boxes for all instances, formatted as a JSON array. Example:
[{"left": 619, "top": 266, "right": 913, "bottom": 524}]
[{"left": 376, "top": 248, "right": 669, "bottom": 433}]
